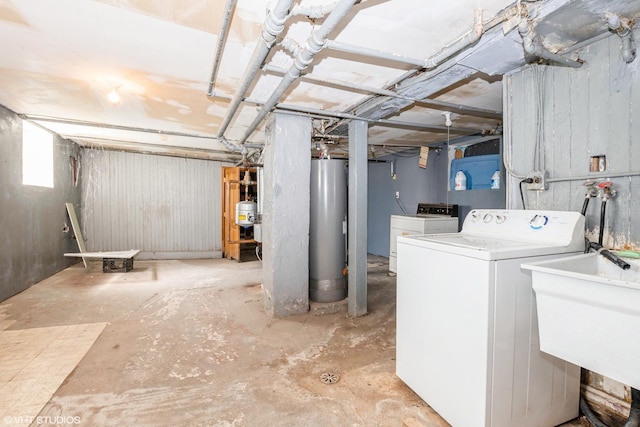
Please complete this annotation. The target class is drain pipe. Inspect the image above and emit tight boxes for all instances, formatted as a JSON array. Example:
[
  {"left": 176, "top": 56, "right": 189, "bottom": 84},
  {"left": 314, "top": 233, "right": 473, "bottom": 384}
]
[
  {"left": 581, "top": 388, "right": 640, "bottom": 427},
  {"left": 215, "top": 0, "right": 294, "bottom": 146},
  {"left": 626, "top": 388, "right": 640, "bottom": 427},
  {"left": 518, "top": 19, "right": 583, "bottom": 68},
  {"left": 207, "top": 0, "right": 238, "bottom": 96},
  {"left": 607, "top": 13, "right": 636, "bottom": 63},
  {"left": 237, "top": 0, "right": 358, "bottom": 145}
]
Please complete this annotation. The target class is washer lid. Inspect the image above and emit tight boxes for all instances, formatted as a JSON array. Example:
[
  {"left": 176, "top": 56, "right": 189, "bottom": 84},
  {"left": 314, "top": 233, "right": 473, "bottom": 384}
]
[
  {"left": 397, "top": 209, "right": 585, "bottom": 261},
  {"left": 398, "top": 233, "right": 573, "bottom": 260}
]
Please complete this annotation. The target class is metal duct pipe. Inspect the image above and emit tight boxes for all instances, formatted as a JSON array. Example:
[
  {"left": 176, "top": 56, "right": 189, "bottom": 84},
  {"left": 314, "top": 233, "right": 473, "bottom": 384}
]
[
  {"left": 237, "top": 0, "right": 358, "bottom": 145},
  {"left": 607, "top": 13, "right": 636, "bottom": 63},
  {"left": 207, "top": 0, "right": 238, "bottom": 96},
  {"left": 215, "top": 0, "right": 294, "bottom": 142},
  {"left": 518, "top": 19, "right": 583, "bottom": 68}
]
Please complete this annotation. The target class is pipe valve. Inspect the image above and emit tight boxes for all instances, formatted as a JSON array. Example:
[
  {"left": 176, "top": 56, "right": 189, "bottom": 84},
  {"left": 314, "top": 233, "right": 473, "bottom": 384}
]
[
  {"left": 598, "top": 181, "right": 616, "bottom": 201},
  {"left": 582, "top": 179, "right": 598, "bottom": 197}
]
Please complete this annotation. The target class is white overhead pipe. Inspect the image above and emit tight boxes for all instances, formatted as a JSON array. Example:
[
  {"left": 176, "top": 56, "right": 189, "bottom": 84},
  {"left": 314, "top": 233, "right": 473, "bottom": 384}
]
[
  {"left": 607, "top": 13, "right": 636, "bottom": 63},
  {"left": 237, "top": 0, "right": 359, "bottom": 145},
  {"left": 274, "top": 104, "right": 480, "bottom": 135},
  {"left": 215, "top": 0, "right": 294, "bottom": 152},
  {"left": 324, "top": 9, "right": 484, "bottom": 70},
  {"left": 208, "top": 90, "right": 479, "bottom": 134},
  {"left": 518, "top": 19, "right": 583, "bottom": 68},
  {"left": 262, "top": 63, "right": 502, "bottom": 120},
  {"left": 325, "top": 40, "right": 428, "bottom": 67},
  {"left": 21, "top": 114, "right": 223, "bottom": 140},
  {"left": 207, "top": 0, "right": 238, "bottom": 97},
  {"left": 290, "top": 1, "right": 339, "bottom": 19}
]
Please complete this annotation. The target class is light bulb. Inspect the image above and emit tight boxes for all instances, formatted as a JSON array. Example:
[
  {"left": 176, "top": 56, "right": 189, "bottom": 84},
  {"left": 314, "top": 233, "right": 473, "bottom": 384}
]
[
  {"left": 442, "top": 111, "right": 452, "bottom": 127},
  {"left": 108, "top": 88, "right": 121, "bottom": 104}
]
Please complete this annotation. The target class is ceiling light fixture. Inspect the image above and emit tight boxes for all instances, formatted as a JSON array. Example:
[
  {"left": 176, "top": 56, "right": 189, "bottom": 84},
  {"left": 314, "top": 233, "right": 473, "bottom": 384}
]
[{"left": 107, "top": 87, "right": 121, "bottom": 104}]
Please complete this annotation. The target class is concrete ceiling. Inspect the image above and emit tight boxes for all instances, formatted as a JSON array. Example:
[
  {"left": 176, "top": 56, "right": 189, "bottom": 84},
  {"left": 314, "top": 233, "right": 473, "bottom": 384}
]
[{"left": 0, "top": 0, "right": 638, "bottom": 162}]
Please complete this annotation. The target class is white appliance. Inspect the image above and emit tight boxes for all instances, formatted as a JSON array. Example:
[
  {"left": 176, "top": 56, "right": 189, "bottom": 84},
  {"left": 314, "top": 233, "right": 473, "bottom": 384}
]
[
  {"left": 396, "top": 209, "right": 585, "bottom": 427},
  {"left": 389, "top": 203, "right": 458, "bottom": 273}
]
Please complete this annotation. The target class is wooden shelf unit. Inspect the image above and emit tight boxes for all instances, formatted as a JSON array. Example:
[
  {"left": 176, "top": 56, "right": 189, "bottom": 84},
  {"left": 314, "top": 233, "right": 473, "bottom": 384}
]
[{"left": 222, "top": 167, "right": 258, "bottom": 262}]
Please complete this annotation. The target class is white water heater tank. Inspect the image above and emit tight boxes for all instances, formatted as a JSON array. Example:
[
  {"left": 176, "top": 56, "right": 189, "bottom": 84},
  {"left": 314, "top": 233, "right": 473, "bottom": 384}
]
[{"left": 236, "top": 201, "right": 257, "bottom": 227}]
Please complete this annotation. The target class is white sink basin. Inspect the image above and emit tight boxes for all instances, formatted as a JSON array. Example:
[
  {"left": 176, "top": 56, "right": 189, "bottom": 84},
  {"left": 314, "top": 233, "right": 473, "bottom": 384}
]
[{"left": 522, "top": 253, "right": 640, "bottom": 389}]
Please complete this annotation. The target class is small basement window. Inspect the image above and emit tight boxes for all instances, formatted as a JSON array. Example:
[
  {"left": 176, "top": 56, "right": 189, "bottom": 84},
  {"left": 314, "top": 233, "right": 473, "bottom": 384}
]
[{"left": 22, "top": 121, "right": 54, "bottom": 188}]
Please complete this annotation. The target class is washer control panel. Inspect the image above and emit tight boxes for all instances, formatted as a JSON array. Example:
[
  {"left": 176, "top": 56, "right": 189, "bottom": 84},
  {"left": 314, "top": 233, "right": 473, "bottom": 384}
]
[{"left": 463, "top": 209, "right": 585, "bottom": 246}]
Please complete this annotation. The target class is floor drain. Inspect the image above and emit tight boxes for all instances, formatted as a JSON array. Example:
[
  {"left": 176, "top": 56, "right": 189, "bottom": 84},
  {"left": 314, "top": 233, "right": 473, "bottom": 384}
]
[{"left": 320, "top": 372, "right": 340, "bottom": 384}]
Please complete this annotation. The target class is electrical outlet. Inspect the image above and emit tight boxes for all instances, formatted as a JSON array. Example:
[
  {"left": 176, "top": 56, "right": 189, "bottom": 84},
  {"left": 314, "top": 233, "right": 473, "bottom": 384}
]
[
  {"left": 395, "top": 191, "right": 400, "bottom": 199},
  {"left": 526, "top": 170, "right": 548, "bottom": 191}
]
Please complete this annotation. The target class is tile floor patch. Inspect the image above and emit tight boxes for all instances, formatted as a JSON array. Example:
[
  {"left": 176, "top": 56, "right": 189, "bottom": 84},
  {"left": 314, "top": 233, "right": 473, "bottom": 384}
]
[{"left": 0, "top": 323, "right": 107, "bottom": 425}]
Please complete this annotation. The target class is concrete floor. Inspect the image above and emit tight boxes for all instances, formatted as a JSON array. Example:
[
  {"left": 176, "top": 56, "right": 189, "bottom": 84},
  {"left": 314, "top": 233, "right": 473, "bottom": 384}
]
[{"left": 0, "top": 256, "right": 589, "bottom": 426}]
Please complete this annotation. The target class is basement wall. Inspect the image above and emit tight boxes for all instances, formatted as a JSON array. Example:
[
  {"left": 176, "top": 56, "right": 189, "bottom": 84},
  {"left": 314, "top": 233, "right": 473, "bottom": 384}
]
[
  {"left": 505, "top": 29, "right": 640, "bottom": 424},
  {"left": 80, "top": 149, "right": 223, "bottom": 259},
  {"left": 367, "top": 149, "right": 448, "bottom": 257},
  {"left": 0, "top": 105, "right": 81, "bottom": 302}
]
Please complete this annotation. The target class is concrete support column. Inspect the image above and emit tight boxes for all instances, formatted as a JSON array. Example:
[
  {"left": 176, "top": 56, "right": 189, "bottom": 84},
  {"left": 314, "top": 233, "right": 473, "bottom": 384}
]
[
  {"left": 348, "top": 119, "right": 368, "bottom": 316},
  {"left": 262, "top": 112, "right": 311, "bottom": 317}
]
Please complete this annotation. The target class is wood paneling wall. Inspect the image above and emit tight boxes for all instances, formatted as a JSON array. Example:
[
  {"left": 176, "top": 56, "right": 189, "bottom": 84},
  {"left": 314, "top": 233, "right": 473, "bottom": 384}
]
[{"left": 80, "top": 149, "right": 222, "bottom": 259}]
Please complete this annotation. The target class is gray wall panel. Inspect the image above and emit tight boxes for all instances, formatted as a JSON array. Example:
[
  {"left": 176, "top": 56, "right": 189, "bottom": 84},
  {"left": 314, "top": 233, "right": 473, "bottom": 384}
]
[
  {"left": 506, "top": 29, "right": 640, "bottom": 249},
  {"left": 367, "top": 149, "right": 449, "bottom": 257},
  {"left": 0, "top": 105, "right": 81, "bottom": 302},
  {"left": 505, "top": 29, "right": 640, "bottom": 408},
  {"left": 81, "top": 149, "right": 222, "bottom": 259}
]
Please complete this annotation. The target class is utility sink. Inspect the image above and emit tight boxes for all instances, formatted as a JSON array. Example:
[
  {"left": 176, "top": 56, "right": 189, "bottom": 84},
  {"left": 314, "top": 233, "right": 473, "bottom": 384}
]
[{"left": 522, "top": 253, "right": 640, "bottom": 390}]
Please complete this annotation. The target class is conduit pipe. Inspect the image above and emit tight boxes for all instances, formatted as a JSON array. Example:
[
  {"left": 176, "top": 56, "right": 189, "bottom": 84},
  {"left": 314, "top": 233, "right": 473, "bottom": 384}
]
[
  {"left": 207, "top": 0, "right": 238, "bottom": 96},
  {"left": 325, "top": 9, "right": 484, "bottom": 70},
  {"left": 518, "top": 19, "right": 583, "bottom": 68},
  {"left": 263, "top": 63, "right": 503, "bottom": 120},
  {"left": 607, "top": 13, "right": 636, "bottom": 64},
  {"left": 215, "top": 0, "right": 294, "bottom": 144},
  {"left": 20, "top": 114, "right": 221, "bottom": 140},
  {"left": 237, "top": 0, "right": 358, "bottom": 145},
  {"left": 321, "top": 7, "right": 499, "bottom": 134},
  {"left": 274, "top": 104, "right": 480, "bottom": 135},
  {"left": 206, "top": 91, "right": 480, "bottom": 135}
]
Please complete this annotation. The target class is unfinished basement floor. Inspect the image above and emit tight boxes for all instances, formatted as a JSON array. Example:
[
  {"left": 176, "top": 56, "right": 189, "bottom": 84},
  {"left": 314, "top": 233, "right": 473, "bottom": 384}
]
[{"left": 0, "top": 256, "right": 588, "bottom": 427}]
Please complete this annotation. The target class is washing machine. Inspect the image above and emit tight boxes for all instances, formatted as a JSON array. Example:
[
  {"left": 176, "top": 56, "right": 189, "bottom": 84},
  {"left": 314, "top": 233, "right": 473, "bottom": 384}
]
[
  {"left": 396, "top": 209, "right": 585, "bottom": 427},
  {"left": 388, "top": 203, "right": 458, "bottom": 273}
]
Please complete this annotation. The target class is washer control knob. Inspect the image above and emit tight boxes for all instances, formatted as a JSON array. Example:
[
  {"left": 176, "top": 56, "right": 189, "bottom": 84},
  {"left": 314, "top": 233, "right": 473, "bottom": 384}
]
[
  {"left": 483, "top": 213, "right": 493, "bottom": 223},
  {"left": 471, "top": 211, "right": 480, "bottom": 222},
  {"left": 496, "top": 214, "right": 506, "bottom": 224},
  {"left": 529, "top": 214, "right": 549, "bottom": 229}
]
